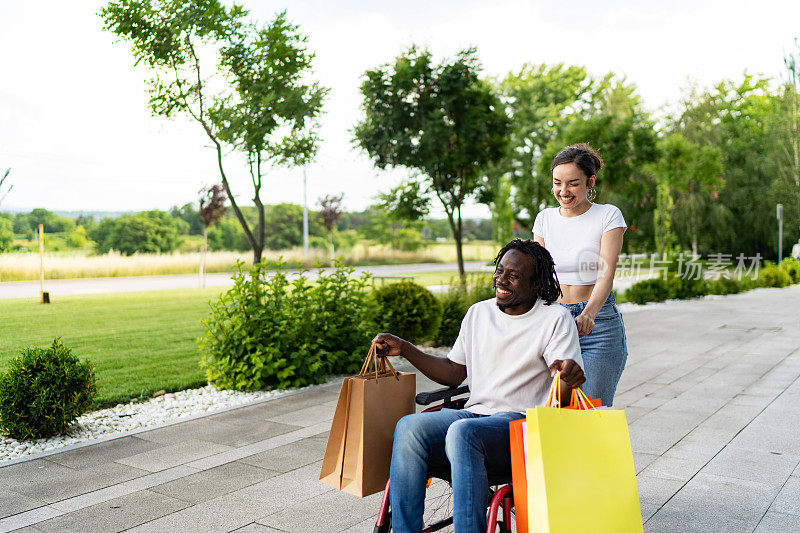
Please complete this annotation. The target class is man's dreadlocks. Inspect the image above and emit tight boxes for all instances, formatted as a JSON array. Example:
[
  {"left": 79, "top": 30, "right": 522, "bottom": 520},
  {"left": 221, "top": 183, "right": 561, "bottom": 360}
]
[{"left": 493, "top": 239, "right": 562, "bottom": 305}]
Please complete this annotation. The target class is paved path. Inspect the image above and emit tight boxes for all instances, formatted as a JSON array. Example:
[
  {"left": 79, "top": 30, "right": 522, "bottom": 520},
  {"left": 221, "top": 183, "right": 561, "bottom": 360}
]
[
  {"left": 3, "top": 286, "right": 798, "bottom": 532},
  {"left": 0, "top": 262, "right": 650, "bottom": 300},
  {"left": 0, "top": 262, "right": 491, "bottom": 300}
]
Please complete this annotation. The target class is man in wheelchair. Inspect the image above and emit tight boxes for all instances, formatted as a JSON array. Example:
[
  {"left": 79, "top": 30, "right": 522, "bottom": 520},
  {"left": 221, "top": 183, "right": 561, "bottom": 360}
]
[{"left": 372, "top": 239, "right": 585, "bottom": 533}]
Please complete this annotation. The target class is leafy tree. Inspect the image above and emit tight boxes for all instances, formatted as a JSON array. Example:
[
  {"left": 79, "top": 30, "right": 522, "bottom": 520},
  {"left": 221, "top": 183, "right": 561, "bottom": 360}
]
[
  {"left": 66, "top": 226, "right": 90, "bottom": 249},
  {"left": 75, "top": 214, "right": 97, "bottom": 232},
  {"left": 354, "top": 47, "right": 509, "bottom": 278},
  {"left": 674, "top": 75, "right": 786, "bottom": 258},
  {"left": 89, "top": 217, "right": 117, "bottom": 253},
  {"left": 645, "top": 134, "right": 722, "bottom": 258},
  {"left": 538, "top": 79, "right": 659, "bottom": 252},
  {"left": 207, "top": 216, "right": 249, "bottom": 251},
  {"left": 101, "top": 2, "right": 326, "bottom": 264},
  {"left": 779, "top": 39, "right": 800, "bottom": 233},
  {"left": 198, "top": 184, "right": 228, "bottom": 285},
  {"left": 98, "top": 211, "right": 182, "bottom": 255},
  {"left": 356, "top": 205, "right": 426, "bottom": 251},
  {"left": 318, "top": 194, "right": 344, "bottom": 261},
  {"left": 169, "top": 203, "right": 203, "bottom": 235},
  {"left": 14, "top": 209, "right": 75, "bottom": 236},
  {"left": 0, "top": 217, "right": 13, "bottom": 253},
  {"left": 485, "top": 64, "right": 607, "bottom": 225}
]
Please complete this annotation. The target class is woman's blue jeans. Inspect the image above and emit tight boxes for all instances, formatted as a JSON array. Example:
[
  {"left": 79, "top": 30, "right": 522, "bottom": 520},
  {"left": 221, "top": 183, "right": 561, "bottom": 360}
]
[
  {"left": 560, "top": 292, "right": 628, "bottom": 406},
  {"left": 389, "top": 409, "right": 525, "bottom": 533}
]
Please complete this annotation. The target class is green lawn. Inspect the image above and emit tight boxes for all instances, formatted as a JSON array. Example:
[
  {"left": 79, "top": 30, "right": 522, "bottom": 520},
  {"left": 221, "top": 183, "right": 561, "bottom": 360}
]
[{"left": 0, "top": 287, "right": 226, "bottom": 408}]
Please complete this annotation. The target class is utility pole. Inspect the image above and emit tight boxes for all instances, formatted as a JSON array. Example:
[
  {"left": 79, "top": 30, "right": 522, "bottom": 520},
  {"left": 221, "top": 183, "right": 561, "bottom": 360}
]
[
  {"left": 39, "top": 224, "right": 49, "bottom": 303},
  {"left": 777, "top": 204, "right": 784, "bottom": 262},
  {"left": 303, "top": 167, "right": 309, "bottom": 261}
]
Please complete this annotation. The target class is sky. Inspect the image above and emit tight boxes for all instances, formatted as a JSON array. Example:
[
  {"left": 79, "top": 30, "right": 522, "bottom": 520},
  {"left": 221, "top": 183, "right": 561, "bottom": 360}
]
[{"left": 1, "top": 0, "right": 800, "bottom": 218}]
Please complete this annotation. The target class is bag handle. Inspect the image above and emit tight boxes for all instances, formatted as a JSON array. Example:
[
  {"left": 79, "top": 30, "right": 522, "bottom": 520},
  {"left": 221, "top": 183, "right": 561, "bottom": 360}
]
[
  {"left": 359, "top": 342, "right": 400, "bottom": 380},
  {"left": 545, "top": 371, "right": 597, "bottom": 411}
]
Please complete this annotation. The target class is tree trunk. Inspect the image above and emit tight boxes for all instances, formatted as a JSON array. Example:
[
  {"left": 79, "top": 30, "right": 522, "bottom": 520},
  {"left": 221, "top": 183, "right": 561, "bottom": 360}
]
[
  {"left": 200, "top": 225, "right": 207, "bottom": 288},
  {"left": 210, "top": 139, "right": 259, "bottom": 262},
  {"left": 329, "top": 231, "right": 335, "bottom": 265},
  {"left": 253, "top": 196, "right": 266, "bottom": 266},
  {"left": 445, "top": 208, "right": 465, "bottom": 280}
]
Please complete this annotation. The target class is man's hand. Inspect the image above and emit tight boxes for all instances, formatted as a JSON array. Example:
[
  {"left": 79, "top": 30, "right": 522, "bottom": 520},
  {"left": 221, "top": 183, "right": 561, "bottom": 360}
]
[
  {"left": 549, "top": 359, "right": 586, "bottom": 388},
  {"left": 574, "top": 312, "right": 595, "bottom": 335},
  {"left": 372, "top": 333, "right": 407, "bottom": 358}
]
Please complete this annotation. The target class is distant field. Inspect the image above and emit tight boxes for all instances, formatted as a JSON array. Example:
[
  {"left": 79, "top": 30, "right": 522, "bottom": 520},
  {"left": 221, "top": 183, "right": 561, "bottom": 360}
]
[
  {"left": 0, "top": 288, "right": 226, "bottom": 407},
  {"left": 0, "top": 242, "right": 496, "bottom": 282}
]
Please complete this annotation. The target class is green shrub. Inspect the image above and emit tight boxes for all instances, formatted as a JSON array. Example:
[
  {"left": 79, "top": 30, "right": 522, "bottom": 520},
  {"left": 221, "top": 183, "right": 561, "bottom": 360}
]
[
  {"left": 371, "top": 281, "right": 442, "bottom": 344},
  {"left": 0, "top": 339, "right": 98, "bottom": 440},
  {"left": 465, "top": 272, "right": 495, "bottom": 303},
  {"left": 625, "top": 277, "right": 671, "bottom": 304},
  {"left": 707, "top": 276, "right": 742, "bottom": 295},
  {"left": 779, "top": 258, "right": 800, "bottom": 284},
  {"left": 758, "top": 263, "right": 793, "bottom": 288},
  {"left": 667, "top": 274, "right": 709, "bottom": 300},
  {"left": 0, "top": 217, "right": 13, "bottom": 252},
  {"left": 199, "top": 261, "right": 372, "bottom": 391},
  {"left": 432, "top": 273, "right": 493, "bottom": 347},
  {"left": 435, "top": 289, "right": 469, "bottom": 346}
]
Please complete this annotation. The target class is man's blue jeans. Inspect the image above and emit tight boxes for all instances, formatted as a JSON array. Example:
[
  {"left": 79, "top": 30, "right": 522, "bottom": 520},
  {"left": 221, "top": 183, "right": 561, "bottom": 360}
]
[{"left": 389, "top": 408, "right": 525, "bottom": 533}]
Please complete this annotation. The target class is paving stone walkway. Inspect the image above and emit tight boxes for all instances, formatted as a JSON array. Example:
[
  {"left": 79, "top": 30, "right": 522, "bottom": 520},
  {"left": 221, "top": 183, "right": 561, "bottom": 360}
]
[{"left": 1, "top": 285, "right": 799, "bottom": 532}]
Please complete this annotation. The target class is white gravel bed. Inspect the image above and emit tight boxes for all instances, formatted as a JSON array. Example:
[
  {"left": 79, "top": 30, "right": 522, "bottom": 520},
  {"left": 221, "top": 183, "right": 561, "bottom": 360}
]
[{"left": 0, "top": 383, "right": 311, "bottom": 463}]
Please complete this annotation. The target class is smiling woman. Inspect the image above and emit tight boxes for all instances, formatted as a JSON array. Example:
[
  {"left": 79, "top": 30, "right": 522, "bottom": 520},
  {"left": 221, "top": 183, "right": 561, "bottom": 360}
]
[{"left": 533, "top": 143, "right": 629, "bottom": 407}]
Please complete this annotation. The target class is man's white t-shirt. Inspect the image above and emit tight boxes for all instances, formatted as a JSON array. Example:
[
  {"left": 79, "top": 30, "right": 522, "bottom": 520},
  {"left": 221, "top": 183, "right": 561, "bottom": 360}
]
[
  {"left": 533, "top": 203, "right": 627, "bottom": 286},
  {"left": 447, "top": 297, "right": 582, "bottom": 415}
]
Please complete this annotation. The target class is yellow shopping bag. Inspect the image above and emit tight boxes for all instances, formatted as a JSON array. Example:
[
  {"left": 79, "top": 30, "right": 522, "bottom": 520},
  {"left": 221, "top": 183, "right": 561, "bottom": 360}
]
[{"left": 525, "top": 375, "right": 642, "bottom": 533}]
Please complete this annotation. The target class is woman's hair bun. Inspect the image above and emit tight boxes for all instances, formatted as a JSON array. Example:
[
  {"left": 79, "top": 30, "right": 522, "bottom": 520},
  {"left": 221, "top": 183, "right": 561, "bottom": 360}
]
[{"left": 550, "top": 143, "right": 603, "bottom": 179}]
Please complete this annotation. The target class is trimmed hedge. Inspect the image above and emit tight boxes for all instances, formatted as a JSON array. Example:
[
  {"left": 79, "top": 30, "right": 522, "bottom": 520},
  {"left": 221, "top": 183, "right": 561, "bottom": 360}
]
[
  {"left": 0, "top": 339, "right": 98, "bottom": 440},
  {"left": 371, "top": 281, "right": 442, "bottom": 344}
]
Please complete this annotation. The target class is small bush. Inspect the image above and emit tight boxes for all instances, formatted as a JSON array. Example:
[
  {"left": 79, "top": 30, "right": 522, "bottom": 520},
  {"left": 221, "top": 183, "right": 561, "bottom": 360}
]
[
  {"left": 435, "top": 289, "right": 469, "bottom": 346},
  {"left": 371, "top": 281, "right": 442, "bottom": 344},
  {"left": 779, "top": 258, "right": 800, "bottom": 284},
  {"left": 667, "top": 275, "right": 709, "bottom": 300},
  {"left": 625, "top": 277, "right": 671, "bottom": 304},
  {"left": 199, "top": 261, "right": 372, "bottom": 390},
  {"left": 758, "top": 263, "right": 793, "bottom": 288},
  {"left": 0, "top": 339, "right": 98, "bottom": 440},
  {"left": 432, "top": 273, "right": 493, "bottom": 347},
  {"left": 707, "top": 276, "right": 742, "bottom": 295}
]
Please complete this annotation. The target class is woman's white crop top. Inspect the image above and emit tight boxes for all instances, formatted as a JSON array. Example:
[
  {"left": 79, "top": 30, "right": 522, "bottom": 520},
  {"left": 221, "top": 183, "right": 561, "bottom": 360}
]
[{"left": 532, "top": 203, "right": 626, "bottom": 286}]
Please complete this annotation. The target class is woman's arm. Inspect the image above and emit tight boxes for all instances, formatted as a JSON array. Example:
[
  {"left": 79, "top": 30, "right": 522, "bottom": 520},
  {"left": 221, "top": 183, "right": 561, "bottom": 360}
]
[{"left": 574, "top": 227, "right": 624, "bottom": 335}]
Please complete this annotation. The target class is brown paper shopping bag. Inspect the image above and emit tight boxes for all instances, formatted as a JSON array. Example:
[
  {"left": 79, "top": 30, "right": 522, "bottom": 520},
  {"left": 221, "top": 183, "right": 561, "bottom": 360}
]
[{"left": 319, "top": 344, "right": 415, "bottom": 497}]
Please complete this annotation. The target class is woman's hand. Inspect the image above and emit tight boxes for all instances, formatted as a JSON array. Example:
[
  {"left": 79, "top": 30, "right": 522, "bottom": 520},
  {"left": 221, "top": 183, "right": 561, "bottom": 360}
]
[{"left": 575, "top": 312, "right": 595, "bottom": 335}]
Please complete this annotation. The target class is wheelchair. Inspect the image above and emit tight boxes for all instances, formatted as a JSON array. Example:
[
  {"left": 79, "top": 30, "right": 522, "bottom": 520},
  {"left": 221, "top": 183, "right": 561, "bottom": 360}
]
[{"left": 373, "top": 384, "right": 516, "bottom": 533}]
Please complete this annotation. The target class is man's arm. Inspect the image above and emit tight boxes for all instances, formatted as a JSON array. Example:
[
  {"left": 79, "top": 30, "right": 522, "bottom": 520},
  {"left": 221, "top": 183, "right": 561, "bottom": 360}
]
[{"left": 372, "top": 333, "right": 467, "bottom": 388}]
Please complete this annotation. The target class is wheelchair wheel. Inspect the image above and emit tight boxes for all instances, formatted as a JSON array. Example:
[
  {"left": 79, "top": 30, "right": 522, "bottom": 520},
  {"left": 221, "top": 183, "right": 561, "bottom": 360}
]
[
  {"left": 374, "top": 480, "right": 515, "bottom": 533},
  {"left": 422, "top": 477, "right": 455, "bottom": 532}
]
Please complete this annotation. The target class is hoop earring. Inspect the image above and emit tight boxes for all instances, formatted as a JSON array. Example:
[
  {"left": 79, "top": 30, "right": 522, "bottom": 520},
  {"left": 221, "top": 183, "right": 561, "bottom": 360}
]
[{"left": 587, "top": 187, "right": 597, "bottom": 202}]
